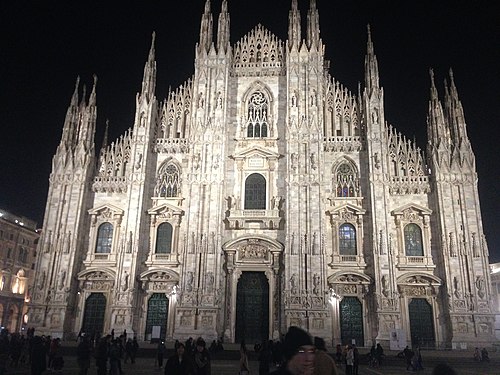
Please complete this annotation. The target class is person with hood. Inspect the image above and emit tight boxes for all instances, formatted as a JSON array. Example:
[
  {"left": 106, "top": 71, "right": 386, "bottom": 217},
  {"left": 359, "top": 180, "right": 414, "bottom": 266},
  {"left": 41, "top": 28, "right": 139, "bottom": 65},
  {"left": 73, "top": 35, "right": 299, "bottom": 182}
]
[
  {"left": 313, "top": 337, "right": 337, "bottom": 375},
  {"left": 271, "top": 326, "right": 315, "bottom": 375}
]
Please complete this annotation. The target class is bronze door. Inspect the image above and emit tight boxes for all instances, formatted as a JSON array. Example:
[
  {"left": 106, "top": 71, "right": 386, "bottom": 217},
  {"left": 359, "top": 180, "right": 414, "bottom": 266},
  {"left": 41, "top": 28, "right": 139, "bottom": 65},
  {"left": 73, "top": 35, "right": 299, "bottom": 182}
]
[
  {"left": 340, "top": 296, "right": 364, "bottom": 346},
  {"left": 82, "top": 293, "right": 106, "bottom": 336},
  {"left": 409, "top": 298, "right": 435, "bottom": 348},
  {"left": 235, "top": 271, "right": 269, "bottom": 344}
]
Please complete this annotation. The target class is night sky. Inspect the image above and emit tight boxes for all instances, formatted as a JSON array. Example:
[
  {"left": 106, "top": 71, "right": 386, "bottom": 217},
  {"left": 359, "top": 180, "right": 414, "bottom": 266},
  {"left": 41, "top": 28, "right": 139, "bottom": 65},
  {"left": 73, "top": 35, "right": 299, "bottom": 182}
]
[{"left": 1, "top": 1, "right": 499, "bottom": 260}]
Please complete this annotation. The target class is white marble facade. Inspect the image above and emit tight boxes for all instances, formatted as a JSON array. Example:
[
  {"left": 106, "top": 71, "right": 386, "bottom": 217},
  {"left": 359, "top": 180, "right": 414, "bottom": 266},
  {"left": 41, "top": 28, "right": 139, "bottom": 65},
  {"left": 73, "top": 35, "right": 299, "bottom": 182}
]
[{"left": 29, "top": 0, "right": 495, "bottom": 348}]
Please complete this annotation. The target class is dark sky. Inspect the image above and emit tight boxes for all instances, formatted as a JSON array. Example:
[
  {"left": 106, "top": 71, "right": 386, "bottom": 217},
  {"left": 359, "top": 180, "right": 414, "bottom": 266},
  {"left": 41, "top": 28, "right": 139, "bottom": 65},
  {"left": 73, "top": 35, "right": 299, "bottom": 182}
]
[{"left": 1, "top": 0, "right": 499, "bottom": 260}]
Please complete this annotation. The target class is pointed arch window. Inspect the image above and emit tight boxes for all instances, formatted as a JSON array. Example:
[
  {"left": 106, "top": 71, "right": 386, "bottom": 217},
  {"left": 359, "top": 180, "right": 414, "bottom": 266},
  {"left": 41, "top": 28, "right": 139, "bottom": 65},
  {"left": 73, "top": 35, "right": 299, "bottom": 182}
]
[
  {"left": 156, "top": 223, "right": 173, "bottom": 254},
  {"left": 339, "top": 223, "right": 357, "bottom": 255},
  {"left": 155, "top": 163, "right": 181, "bottom": 197},
  {"left": 245, "top": 173, "right": 266, "bottom": 209},
  {"left": 95, "top": 223, "right": 113, "bottom": 254},
  {"left": 246, "top": 91, "right": 269, "bottom": 138},
  {"left": 404, "top": 223, "right": 423, "bottom": 256},
  {"left": 335, "top": 163, "right": 359, "bottom": 197}
]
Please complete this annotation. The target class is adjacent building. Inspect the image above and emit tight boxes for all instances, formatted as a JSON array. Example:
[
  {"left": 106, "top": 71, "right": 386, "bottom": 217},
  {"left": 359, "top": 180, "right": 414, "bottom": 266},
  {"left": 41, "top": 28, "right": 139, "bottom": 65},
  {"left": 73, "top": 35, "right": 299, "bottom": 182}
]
[
  {"left": 0, "top": 209, "right": 39, "bottom": 333},
  {"left": 29, "top": 0, "right": 495, "bottom": 348}
]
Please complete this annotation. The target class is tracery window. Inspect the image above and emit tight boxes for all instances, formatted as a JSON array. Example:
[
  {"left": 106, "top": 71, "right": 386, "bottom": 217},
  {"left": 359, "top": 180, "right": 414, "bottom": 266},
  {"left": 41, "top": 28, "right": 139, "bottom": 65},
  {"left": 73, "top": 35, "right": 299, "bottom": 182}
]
[
  {"left": 404, "top": 223, "right": 423, "bottom": 256},
  {"left": 339, "top": 223, "right": 357, "bottom": 255},
  {"left": 335, "top": 163, "right": 358, "bottom": 197},
  {"left": 155, "top": 163, "right": 181, "bottom": 197},
  {"left": 245, "top": 173, "right": 266, "bottom": 209},
  {"left": 246, "top": 91, "right": 268, "bottom": 138},
  {"left": 95, "top": 223, "right": 113, "bottom": 254},
  {"left": 155, "top": 223, "right": 173, "bottom": 254}
]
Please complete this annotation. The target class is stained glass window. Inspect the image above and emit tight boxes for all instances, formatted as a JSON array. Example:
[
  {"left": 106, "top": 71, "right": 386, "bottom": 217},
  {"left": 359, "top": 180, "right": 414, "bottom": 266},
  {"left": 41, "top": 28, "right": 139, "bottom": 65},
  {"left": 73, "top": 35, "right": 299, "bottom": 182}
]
[
  {"left": 246, "top": 92, "right": 269, "bottom": 138},
  {"left": 95, "top": 223, "right": 113, "bottom": 254},
  {"left": 245, "top": 173, "right": 266, "bottom": 209},
  {"left": 339, "top": 223, "right": 357, "bottom": 255},
  {"left": 156, "top": 223, "right": 173, "bottom": 254},
  {"left": 155, "top": 164, "right": 180, "bottom": 197},
  {"left": 404, "top": 223, "right": 423, "bottom": 256},
  {"left": 335, "top": 163, "right": 358, "bottom": 197}
]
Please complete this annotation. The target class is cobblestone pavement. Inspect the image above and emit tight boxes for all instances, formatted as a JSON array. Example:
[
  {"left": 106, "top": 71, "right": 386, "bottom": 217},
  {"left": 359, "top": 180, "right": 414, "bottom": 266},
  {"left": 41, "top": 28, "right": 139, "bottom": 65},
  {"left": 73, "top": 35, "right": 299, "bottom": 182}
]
[
  {"left": 4, "top": 358, "right": 499, "bottom": 375},
  {"left": 3, "top": 347, "right": 499, "bottom": 374}
]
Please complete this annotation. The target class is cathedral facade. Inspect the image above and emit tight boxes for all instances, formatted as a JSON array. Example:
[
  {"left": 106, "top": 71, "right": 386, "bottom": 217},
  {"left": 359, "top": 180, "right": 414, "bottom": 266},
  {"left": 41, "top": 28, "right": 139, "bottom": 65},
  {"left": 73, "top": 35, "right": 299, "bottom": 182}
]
[{"left": 30, "top": 0, "right": 495, "bottom": 348}]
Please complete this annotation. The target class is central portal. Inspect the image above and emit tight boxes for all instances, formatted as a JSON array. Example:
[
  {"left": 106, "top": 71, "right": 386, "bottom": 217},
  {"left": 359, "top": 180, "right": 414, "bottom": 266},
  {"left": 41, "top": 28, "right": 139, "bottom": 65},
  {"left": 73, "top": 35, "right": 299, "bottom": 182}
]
[{"left": 235, "top": 271, "right": 269, "bottom": 344}]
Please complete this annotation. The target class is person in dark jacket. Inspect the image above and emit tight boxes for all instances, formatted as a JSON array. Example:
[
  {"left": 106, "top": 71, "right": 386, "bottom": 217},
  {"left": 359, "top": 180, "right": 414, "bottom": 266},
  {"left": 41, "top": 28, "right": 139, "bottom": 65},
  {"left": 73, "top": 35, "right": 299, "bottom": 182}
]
[
  {"left": 193, "top": 338, "right": 211, "bottom": 375},
  {"left": 165, "top": 343, "right": 194, "bottom": 375},
  {"left": 30, "top": 336, "right": 47, "bottom": 375},
  {"left": 76, "top": 336, "right": 92, "bottom": 375},
  {"left": 95, "top": 336, "right": 109, "bottom": 375},
  {"left": 157, "top": 340, "right": 167, "bottom": 369}
]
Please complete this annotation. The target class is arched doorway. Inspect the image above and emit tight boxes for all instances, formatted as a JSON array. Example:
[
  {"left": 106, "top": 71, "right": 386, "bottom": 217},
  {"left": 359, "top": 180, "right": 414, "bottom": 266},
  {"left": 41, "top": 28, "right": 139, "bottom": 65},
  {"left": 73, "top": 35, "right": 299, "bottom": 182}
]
[
  {"left": 145, "top": 293, "right": 169, "bottom": 341},
  {"left": 236, "top": 272, "right": 269, "bottom": 344},
  {"left": 82, "top": 293, "right": 106, "bottom": 336},
  {"left": 340, "top": 296, "right": 364, "bottom": 346},
  {"left": 409, "top": 298, "right": 435, "bottom": 348}
]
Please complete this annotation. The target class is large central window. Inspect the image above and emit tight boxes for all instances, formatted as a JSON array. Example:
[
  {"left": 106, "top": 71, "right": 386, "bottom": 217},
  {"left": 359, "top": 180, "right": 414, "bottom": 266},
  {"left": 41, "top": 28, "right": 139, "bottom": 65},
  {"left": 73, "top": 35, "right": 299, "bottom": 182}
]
[
  {"left": 95, "top": 223, "right": 113, "bottom": 254},
  {"left": 339, "top": 223, "right": 357, "bottom": 255},
  {"left": 156, "top": 223, "right": 173, "bottom": 254},
  {"left": 247, "top": 91, "right": 268, "bottom": 138},
  {"left": 245, "top": 173, "right": 266, "bottom": 209},
  {"left": 155, "top": 163, "right": 180, "bottom": 197},
  {"left": 404, "top": 223, "right": 423, "bottom": 256}
]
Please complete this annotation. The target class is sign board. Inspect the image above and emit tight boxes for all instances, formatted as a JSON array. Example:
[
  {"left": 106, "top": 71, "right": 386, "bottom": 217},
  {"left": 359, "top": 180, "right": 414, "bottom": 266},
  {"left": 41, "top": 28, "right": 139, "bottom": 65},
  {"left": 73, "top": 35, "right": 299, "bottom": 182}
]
[
  {"left": 389, "top": 329, "right": 407, "bottom": 350},
  {"left": 152, "top": 326, "right": 161, "bottom": 339}
]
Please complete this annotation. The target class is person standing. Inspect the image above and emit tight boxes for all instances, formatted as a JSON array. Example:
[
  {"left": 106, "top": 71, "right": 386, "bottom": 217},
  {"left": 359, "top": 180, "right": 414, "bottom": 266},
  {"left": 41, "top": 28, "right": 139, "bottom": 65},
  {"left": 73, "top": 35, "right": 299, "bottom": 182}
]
[
  {"left": 165, "top": 343, "right": 194, "bottom": 375},
  {"left": 76, "top": 336, "right": 91, "bottom": 375},
  {"left": 258, "top": 341, "right": 272, "bottom": 375},
  {"left": 345, "top": 345, "right": 353, "bottom": 375},
  {"left": 270, "top": 326, "right": 315, "bottom": 375},
  {"left": 95, "top": 336, "right": 110, "bottom": 375},
  {"left": 157, "top": 340, "right": 167, "bottom": 369},
  {"left": 194, "top": 338, "right": 211, "bottom": 375},
  {"left": 30, "top": 336, "right": 47, "bottom": 375},
  {"left": 352, "top": 344, "right": 359, "bottom": 375},
  {"left": 239, "top": 342, "right": 250, "bottom": 375},
  {"left": 313, "top": 337, "right": 337, "bottom": 375}
]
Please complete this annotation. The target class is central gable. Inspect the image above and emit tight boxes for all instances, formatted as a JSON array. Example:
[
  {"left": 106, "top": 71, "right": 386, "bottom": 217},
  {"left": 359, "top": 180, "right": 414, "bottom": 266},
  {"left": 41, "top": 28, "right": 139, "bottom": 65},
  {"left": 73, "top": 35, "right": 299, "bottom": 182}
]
[{"left": 232, "top": 24, "right": 285, "bottom": 77}]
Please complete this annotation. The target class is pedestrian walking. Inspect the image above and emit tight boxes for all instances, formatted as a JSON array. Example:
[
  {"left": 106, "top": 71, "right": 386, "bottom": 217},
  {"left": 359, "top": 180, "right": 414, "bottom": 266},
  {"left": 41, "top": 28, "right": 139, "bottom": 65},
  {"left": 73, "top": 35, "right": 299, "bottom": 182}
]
[{"left": 157, "top": 340, "right": 166, "bottom": 369}]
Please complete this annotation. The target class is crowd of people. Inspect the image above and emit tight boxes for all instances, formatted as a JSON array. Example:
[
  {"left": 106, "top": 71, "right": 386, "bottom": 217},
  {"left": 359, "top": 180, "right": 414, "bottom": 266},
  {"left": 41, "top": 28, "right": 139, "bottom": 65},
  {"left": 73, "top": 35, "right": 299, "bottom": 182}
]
[{"left": 0, "top": 326, "right": 477, "bottom": 375}]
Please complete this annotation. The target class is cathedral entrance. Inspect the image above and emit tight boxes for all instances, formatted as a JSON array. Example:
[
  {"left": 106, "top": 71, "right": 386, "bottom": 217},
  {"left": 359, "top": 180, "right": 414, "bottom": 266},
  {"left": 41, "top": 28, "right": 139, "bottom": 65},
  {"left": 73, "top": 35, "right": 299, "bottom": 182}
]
[
  {"left": 340, "top": 296, "right": 364, "bottom": 346},
  {"left": 145, "top": 293, "right": 169, "bottom": 341},
  {"left": 409, "top": 298, "right": 435, "bottom": 348},
  {"left": 235, "top": 271, "right": 269, "bottom": 344},
  {"left": 82, "top": 293, "right": 106, "bottom": 335}
]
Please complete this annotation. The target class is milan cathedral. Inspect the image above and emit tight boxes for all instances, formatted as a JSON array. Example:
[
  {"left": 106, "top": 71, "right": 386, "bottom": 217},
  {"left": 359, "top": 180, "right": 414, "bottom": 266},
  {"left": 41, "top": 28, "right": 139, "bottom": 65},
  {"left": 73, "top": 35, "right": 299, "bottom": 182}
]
[{"left": 30, "top": 0, "right": 495, "bottom": 348}]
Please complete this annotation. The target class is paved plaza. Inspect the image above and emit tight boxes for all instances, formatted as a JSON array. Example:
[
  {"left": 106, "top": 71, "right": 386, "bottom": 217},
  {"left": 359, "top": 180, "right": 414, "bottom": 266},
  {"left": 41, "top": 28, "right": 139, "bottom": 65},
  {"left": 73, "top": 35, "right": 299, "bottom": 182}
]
[{"left": 2, "top": 344, "right": 499, "bottom": 374}]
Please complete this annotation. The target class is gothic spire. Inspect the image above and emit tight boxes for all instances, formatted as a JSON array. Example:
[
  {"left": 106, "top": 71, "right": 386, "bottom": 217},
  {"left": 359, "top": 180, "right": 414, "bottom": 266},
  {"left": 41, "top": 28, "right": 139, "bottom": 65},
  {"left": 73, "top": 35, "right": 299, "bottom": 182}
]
[
  {"left": 217, "top": 0, "right": 230, "bottom": 53},
  {"left": 60, "top": 77, "right": 80, "bottom": 147},
  {"left": 364, "top": 25, "right": 380, "bottom": 95},
  {"left": 306, "top": 0, "right": 320, "bottom": 49},
  {"left": 140, "top": 32, "right": 157, "bottom": 100},
  {"left": 89, "top": 74, "right": 97, "bottom": 107},
  {"left": 426, "top": 69, "right": 448, "bottom": 148},
  {"left": 288, "top": 0, "right": 301, "bottom": 50},
  {"left": 198, "top": 0, "right": 213, "bottom": 54},
  {"left": 444, "top": 68, "right": 468, "bottom": 145}
]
